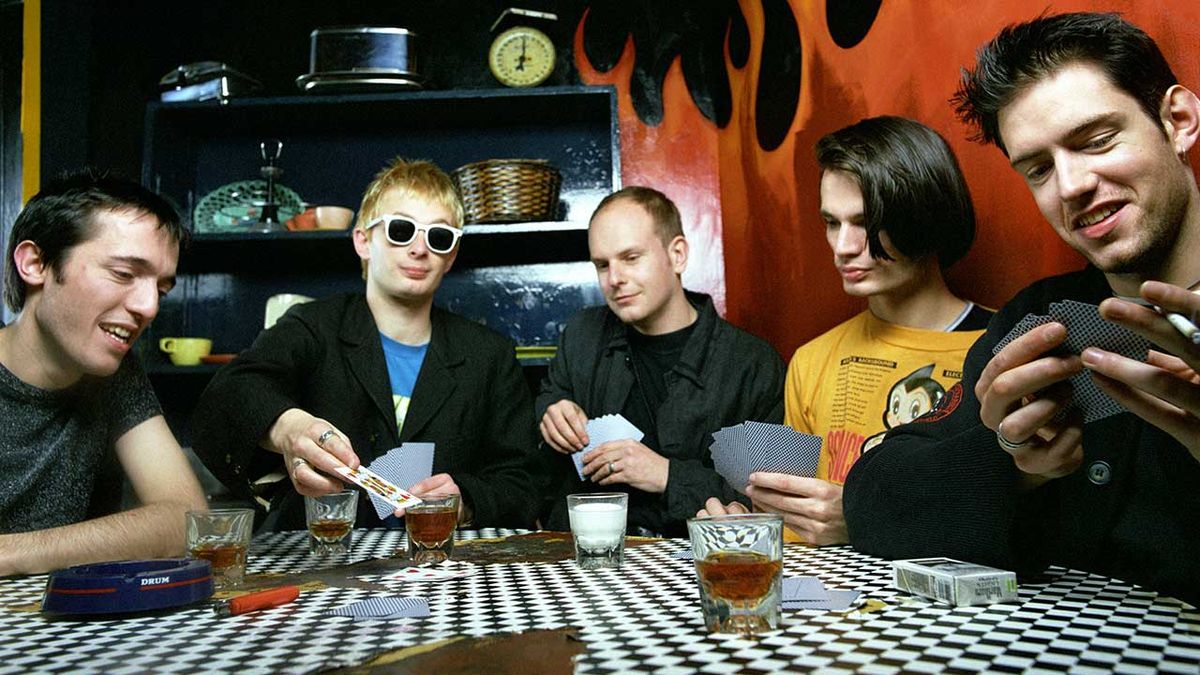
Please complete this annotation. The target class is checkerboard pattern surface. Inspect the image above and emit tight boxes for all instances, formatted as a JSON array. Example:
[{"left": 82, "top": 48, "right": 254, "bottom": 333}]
[{"left": 1, "top": 530, "right": 1197, "bottom": 673}]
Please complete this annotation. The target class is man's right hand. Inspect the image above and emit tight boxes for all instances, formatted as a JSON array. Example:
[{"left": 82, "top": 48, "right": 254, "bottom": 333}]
[
  {"left": 264, "top": 408, "right": 361, "bottom": 497},
  {"left": 539, "top": 399, "right": 589, "bottom": 454},
  {"left": 976, "top": 322, "right": 1086, "bottom": 485}
]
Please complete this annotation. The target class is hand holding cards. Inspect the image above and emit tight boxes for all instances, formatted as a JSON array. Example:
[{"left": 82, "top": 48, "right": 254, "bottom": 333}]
[
  {"left": 364, "top": 443, "right": 435, "bottom": 519},
  {"left": 571, "top": 414, "right": 644, "bottom": 480},
  {"left": 709, "top": 422, "right": 822, "bottom": 494},
  {"left": 993, "top": 299, "right": 1151, "bottom": 424}
]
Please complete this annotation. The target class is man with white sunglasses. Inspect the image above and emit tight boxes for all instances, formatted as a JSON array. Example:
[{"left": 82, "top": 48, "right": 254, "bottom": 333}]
[{"left": 193, "top": 158, "right": 539, "bottom": 531}]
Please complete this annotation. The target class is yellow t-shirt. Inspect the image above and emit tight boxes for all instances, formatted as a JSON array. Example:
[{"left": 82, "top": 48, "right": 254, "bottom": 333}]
[
  {"left": 781, "top": 310, "right": 984, "bottom": 542},
  {"left": 786, "top": 310, "right": 984, "bottom": 483}
]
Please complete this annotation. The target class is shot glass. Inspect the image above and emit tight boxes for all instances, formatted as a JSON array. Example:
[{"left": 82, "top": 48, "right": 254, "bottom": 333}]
[
  {"left": 304, "top": 490, "right": 358, "bottom": 557},
  {"left": 186, "top": 508, "right": 254, "bottom": 590},
  {"left": 567, "top": 493, "right": 628, "bottom": 570},
  {"left": 405, "top": 494, "right": 460, "bottom": 563},
  {"left": 687, "top": 513, "right": 784, "bottom": 634}
]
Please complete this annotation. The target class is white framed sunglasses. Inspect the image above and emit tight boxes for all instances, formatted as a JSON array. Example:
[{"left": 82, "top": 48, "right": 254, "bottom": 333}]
[{"left": 364, "top": 214, "right": 463, "bottom": 254}]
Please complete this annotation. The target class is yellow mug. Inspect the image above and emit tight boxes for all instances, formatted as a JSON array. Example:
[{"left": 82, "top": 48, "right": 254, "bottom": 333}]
[{"left": 159, "top": 337, "right": 212, "bottom": 366}]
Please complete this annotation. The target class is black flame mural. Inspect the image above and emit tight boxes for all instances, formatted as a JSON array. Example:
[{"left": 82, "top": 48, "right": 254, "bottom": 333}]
[{"left": 580, "top": 0, "right": 883, "bottom": 151}]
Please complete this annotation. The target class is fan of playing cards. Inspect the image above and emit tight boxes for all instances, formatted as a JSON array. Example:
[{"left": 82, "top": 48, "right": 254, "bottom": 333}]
[
  {"left": 709, "top": 422, "right": 822, "bottom": 495},
  {"left": 993, "top": 299, "right": 1151, "bottom": 424},
  {"left": 571, "top": 414, "right": 645, "bottom": 480}
]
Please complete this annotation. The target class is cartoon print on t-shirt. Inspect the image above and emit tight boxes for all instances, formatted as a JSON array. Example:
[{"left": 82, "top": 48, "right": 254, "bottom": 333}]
[{"left": 861, "top": 364, "right": 944, "bottom": 453}]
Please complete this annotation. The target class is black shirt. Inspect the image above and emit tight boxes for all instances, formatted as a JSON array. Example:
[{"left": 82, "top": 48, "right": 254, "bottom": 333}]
[{"left": 618, "top": 321, "right": 695, "bottom": 536}]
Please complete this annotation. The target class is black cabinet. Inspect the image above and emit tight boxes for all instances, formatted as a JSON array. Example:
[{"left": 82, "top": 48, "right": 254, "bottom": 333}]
[{"left": 139, "top": 85, "right": 620, "bottom": 441}]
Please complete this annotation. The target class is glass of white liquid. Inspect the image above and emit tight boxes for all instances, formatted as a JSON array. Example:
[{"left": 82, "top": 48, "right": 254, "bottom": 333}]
[{"left": 567, "top": 493, "right": 629, "bottom": 569}]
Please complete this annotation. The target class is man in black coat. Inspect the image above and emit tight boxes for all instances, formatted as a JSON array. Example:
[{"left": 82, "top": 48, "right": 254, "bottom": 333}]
[
  {"left": 537, "top": 187, "right": 785, "bottom": 537},
  {"left": 193, "top": 159, "right": 538, "bottom": 531},
  {"left": 843, "top": 13, "right": 1200, "bottom": 605}
]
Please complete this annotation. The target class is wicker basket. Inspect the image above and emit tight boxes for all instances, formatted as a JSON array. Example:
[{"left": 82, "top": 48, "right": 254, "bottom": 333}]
[{"left": 452, "top": 159, "right": 562, "bottom": 223}]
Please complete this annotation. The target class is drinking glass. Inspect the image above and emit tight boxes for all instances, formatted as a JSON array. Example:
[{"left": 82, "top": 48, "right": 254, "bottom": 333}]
[
  {"left": 567, "top": 493, "right": 628, "bottom": 569},
  {"left": 186, "top": 508, "right": 254, "bottom": 590},
  {"left": 405, "top": 495, "right": 460, "bottom": 563},
  {"left": 687, "top": 513, "right": 784, "bottom": 634},
  {"left": 304, "top": 490, "right": 358, "bottom": 556}
]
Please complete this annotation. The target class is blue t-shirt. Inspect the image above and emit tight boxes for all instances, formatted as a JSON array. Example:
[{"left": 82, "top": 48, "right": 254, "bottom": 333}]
[{"left": 379, "top": 333, "right": 429, "bottom": 435}]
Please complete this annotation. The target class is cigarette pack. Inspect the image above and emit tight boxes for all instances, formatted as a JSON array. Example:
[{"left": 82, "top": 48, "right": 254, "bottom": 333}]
[{"left": 891, "top": 557, "right": 1018, "bottom": 607}]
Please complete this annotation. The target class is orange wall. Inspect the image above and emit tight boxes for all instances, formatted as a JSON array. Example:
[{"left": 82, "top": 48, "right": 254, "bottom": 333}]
[{"left": 579, "top": 1, "right": 1200, "bottom": 358}]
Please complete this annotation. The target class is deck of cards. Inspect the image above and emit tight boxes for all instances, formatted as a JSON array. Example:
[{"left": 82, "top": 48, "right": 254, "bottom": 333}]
[
  {"left": 993, "top": 299, "right": 1151, "bottom": 423},
  {"left": 572, "top": 414, "right": 645, "bottom": 480},
  {"left": 709, "top": 422, "right": 822, "bottom": 494},
  {"left": 363, "top": 443, "right": 435, "bottom": 519}
]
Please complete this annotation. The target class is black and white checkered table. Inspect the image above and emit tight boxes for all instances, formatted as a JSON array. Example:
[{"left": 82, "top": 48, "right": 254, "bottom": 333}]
[{"left": 1, "top": 529, "right": 1197, "bottom": 673}]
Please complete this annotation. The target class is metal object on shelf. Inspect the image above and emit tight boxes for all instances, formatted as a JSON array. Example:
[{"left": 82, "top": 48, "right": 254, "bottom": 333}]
[
  {"left": 159, "top": 61, "right": 261, "bottom": 104},
  {"left": 297, "top": 27, "right": 423, "bottom": 94},
  {"left": 258, "top": 140, "right": 284, "bottom": 231}
]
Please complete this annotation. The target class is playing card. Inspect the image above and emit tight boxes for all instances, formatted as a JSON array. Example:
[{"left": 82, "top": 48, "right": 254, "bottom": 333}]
[
  {"left": 744, "top": 422, "right": 821, "bottom": 478},
  {"left": 994, "top": 303, "right": 1152, "bottom": 424},
  {"left": 782, "top": 589, "right": 862, "bottom": 611},
  {"left": 1051, "top": 300, "right": 1151, "bottom": 361},
  {"left": 384, "top": 560, "right": 478, "bottom": 582},
  {"left": 782, "top": 576, "right": 830, "bottom": 602},
  {"left": 571, "top": 414, "right": 644, "bottom": 480},
  {"left": 366, "top": 443, "right": 435, "bottom": 520},
  {"left": 992, "top": 313, "right": 1055, "bottom": 354},
  {"left": 325, "top": 595, "right": 429, "bottom": 619},
  {"left": 335, "top": 465, "right": 422, "bottom": 512},
  {"left": 710, "top": 422, "right": 822, "bottom": 494}
]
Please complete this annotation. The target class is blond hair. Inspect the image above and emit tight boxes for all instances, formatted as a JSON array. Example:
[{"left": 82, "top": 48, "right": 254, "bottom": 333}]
[{"left": 356, "top": 158, "right": 465, "bottom": 277}]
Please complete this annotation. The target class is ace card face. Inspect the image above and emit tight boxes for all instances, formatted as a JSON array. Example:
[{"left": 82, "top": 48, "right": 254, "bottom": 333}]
[{"left": 336, "top": 465, "right": 423, "bottom": 512}]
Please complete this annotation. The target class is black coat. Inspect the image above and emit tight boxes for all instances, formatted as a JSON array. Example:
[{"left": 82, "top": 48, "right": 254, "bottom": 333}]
[
  {"left": 844, "top": 267, "right": 1200, "bottom": 606},
  {"left": 192, "top": 294, "right": 539, "bottom": 531},
  {"left": 536, "top": 292, "right": 785, "bottom": 536}
]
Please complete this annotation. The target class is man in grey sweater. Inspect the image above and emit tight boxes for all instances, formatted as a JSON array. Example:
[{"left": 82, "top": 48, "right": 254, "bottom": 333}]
[{"left": 0, "top": 173, "right": 205, "bottom": 575}]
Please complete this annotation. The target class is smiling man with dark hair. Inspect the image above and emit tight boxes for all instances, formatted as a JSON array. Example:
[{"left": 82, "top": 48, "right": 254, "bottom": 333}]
[
  {"left": 843, "top": 13, "right": 1200, "bottom": 605},
  {"left": 0, "top": 172, "right": 205, "bottom": 575}
]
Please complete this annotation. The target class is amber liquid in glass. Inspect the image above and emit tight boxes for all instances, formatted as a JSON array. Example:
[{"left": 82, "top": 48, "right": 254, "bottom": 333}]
[
  {"left": 308, "top": 518, "right": 352, "bottom": 542},
  {"left": 695, "top": 551, "right": 782, "bottom": 601},
  {"left": 190, "top": 542, "right": 247, "bottom": 572},
  {"left": 406, "top": 506, "right": 456, "bottom": 544}
]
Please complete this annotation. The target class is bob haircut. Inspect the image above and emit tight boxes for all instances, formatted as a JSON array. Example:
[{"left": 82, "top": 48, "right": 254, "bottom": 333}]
[
  {"left": 4, "top": 171, "right": 183, "bottom": 313},
  {"left": 815, "top": 116, "right": 976, "bottom": 269},
  {"left": 953, "top": 12, "right": 1178, "bottom": 153}
]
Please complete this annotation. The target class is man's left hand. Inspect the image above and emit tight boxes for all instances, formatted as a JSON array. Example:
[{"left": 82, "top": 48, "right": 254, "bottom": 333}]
[
  {"left": 398, "top": 473, "right": 471, "bottom": 524},
  {"left": 1088, "top": 281, "right": 1200, "bottom": 463},
  {"left": 582, "top": 440, "right": 669, "bottom": 493}
]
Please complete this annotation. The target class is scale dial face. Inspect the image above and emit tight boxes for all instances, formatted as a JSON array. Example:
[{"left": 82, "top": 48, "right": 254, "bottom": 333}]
[{"left": 488, "top": 26, "right": 556, "bottom": 87}]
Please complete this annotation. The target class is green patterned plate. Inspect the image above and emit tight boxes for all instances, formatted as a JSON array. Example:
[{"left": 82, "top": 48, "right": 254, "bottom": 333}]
[{"left": 193, "top": 180, "right": 304, "bottom": 233}]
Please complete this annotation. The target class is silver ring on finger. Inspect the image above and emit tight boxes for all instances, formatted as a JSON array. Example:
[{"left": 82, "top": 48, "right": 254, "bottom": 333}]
[
  {"left": 291, "top": 456, "right": 309, "bottom": 471},
  {"left": 316, "top": 428, "right": 337, "bottom": 448},
  {"left": 996, "top": 422, "right": 1033, "bottom": 451},
  {"left": 608, "top": 461, "right": 616, "bottom": 476}
]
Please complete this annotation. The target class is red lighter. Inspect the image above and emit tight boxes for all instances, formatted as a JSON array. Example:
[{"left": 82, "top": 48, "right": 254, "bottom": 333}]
[{"left": 213, "top": 585, "right": 300, "bottom": 616}]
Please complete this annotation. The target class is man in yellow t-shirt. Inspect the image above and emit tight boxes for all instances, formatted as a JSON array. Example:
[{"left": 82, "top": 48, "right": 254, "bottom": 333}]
[{"left": 703, "top": 116, "right": 990, "bottom": 544}]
